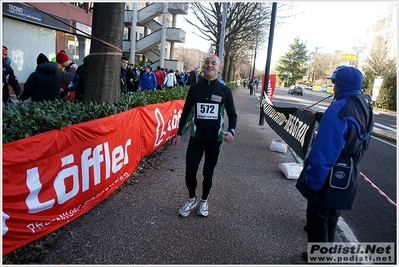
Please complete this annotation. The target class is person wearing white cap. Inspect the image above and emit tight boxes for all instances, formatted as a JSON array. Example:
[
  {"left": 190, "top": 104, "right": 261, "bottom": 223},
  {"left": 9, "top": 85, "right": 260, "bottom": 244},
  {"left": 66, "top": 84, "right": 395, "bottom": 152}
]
[{"left": 296, "top": 65, "right": 374, "bottom": 262}]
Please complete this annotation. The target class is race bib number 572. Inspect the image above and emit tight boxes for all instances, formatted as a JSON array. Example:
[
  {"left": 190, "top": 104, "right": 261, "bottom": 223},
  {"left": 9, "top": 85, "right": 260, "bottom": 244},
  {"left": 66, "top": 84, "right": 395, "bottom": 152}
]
[{"left": 197, "top": 103, "right": 218, "bottom": 120}]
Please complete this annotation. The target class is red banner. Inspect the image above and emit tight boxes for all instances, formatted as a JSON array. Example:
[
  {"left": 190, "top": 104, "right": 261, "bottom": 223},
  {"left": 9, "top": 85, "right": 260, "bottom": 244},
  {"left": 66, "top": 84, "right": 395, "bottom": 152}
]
[
  {"left": 2, "top": 100, "right": 184, "bottom": 255},
  {"left": 261, "top": 74, "right": 276, "bottom": 101}
]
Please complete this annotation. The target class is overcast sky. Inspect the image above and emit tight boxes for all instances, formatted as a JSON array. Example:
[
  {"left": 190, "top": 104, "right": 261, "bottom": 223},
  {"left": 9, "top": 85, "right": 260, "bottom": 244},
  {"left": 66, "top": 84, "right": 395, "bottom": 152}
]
[{"left": 179, "top": 1, "right": 394, "bottom": 68}]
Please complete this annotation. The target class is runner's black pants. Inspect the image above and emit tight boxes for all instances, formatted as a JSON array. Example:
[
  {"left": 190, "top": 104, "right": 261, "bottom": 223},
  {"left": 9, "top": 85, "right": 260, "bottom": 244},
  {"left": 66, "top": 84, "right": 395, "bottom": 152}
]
[{"left": 185, "top": 137, "right": 223, "bottom": 200}]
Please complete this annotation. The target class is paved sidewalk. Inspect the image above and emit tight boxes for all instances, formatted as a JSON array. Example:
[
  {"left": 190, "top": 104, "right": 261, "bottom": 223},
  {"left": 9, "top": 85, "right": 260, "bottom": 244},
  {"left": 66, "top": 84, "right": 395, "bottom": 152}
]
[
  {"left": 37, "top": 85, "right": 392, "bottom": 265},
  {"left": 37, "top": 85, "right": 309, "bottom": 264}
]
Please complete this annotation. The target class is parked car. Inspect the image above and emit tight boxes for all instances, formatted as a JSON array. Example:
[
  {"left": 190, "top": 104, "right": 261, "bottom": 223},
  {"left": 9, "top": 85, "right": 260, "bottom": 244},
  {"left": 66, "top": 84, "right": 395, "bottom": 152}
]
[
  {"left": 288, "top": 85, "right": 303, "bottom": 96},
  {"left": 306, "top": 85, "right": 313, "bottom": 90}
]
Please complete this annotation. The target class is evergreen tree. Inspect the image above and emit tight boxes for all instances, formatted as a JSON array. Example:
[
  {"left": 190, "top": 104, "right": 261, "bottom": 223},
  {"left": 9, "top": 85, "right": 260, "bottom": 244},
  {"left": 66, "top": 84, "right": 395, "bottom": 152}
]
[
  {"left": 275, "top": 37, "right": 308, "bottom": 87},
  {"left": 375, "top": 62, "right": 397, "bottom": 111}
]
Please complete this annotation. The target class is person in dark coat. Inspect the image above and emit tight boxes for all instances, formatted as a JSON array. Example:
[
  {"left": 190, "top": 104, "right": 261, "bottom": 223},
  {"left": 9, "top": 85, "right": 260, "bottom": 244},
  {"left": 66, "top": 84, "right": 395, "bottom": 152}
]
[
  {"left": 120, "top": 56, "right": 129, "bottom": 94},
  {"left": 20, "top": 53, "right": 76, "bottom": 102},
  {"left": 75, "top": 55, "right": 90, "bottom": 100},
  {"left": 2, "top": 46, "right": 21, "bottom": 103},
  {"left": 186, "top": 68, "right": 199, "bottom": 86}
]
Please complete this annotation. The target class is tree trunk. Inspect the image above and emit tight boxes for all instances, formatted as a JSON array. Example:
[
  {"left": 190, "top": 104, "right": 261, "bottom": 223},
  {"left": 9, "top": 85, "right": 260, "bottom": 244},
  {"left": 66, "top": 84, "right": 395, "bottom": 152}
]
[{"left": 84, "top": 3, "right": 125, "bottom": 104}]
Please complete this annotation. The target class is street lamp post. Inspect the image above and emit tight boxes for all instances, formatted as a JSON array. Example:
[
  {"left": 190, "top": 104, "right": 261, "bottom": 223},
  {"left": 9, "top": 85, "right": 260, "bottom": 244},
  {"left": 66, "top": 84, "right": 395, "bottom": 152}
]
[{"left": 251, "top": 35, "right": 258, "bottom": 82}]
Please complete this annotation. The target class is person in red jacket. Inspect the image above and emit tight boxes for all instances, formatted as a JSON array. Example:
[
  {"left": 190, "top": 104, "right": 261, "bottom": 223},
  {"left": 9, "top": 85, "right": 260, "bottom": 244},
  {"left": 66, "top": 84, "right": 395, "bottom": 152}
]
[
  {"left": 56, "top": 51, "right": 77, "bottom": 100},
  {"left": 153, "top": 65, "right": 165, "bottom": 90}
]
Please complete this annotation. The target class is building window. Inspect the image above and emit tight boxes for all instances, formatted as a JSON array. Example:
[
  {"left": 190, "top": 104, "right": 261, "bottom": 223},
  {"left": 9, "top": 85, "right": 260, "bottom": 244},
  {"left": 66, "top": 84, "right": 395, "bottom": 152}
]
[
  {"left": 70, "top": 2, "right": 93, "bottom": 12},
  {"left": 123, "top": 26, "right": 131, "bottom": 41}
]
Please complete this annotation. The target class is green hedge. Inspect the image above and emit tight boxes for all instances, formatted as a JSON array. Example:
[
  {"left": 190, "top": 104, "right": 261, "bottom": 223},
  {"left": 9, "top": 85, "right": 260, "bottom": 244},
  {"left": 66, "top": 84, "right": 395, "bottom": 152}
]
[{"left": 3, "top": 82, "right": 237, "bottom": 144}]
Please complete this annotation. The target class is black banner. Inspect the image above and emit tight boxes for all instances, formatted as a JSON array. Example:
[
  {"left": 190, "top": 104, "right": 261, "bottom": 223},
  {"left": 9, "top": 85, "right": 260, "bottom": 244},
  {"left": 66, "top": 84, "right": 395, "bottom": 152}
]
[
  {"left": 3, "top": 3, "right": 70, "bottom": 31},
  {"left": 261, "top": 98, "right": 318, "bottom": 160}
]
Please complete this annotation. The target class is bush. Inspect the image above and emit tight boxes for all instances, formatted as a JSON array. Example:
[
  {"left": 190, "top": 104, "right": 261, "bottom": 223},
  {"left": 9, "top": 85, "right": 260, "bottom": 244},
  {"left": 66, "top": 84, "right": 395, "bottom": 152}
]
[
  {"left": 3, "top": 82, "right": 237, "bottom": 144},
  {"left": 2, "top": 87, "right": 190, "bottom": 144}
]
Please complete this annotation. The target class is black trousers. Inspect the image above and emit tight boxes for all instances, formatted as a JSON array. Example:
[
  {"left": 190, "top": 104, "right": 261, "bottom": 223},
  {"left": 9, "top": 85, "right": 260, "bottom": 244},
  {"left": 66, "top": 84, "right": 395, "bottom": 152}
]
[
  {"left": 185, "top": 137, "right": 223, "bottom": 200},
  {"left": 306, "top": 201, "right": 341, "bottom": 242}
]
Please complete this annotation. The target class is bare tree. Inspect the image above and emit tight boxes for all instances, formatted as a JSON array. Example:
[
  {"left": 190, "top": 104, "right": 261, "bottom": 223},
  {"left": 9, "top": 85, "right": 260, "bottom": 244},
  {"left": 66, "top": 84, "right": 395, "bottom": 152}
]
[
  {"left": 184, "top": 2, "right": 293, "bottom": 81},
  {"left": 84, "top": 3, "right": 125, "bottom": 104},
  {"left": 185, "top": 3, "right": 269, "bottom": 81},
  {"left": 174, "top": 46, "right": 206, "bottom": 71}
]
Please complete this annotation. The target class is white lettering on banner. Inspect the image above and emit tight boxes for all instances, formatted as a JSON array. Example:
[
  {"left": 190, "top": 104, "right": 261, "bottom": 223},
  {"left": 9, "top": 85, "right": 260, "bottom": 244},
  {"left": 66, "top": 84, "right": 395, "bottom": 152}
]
[
  {"left": 154, "top": 108, "right": 166, "bottom": 147},
  {"left": 55, "top": 154, "right": 80, "bottom": 205},
  {"left": 283, "top": 114, "right": 309, "bottom": 146},
  {"left": 26, "top": 172, "right": 130, "bottom": 234},
  {"left": 262, "top": 99, "right": 287, "bottom": 125},
  {"left": 154, "top": 108, "right": 182, "bottom": 147},
  {"left": 25, "top": 167, "right": 56, "bottom": 213},
  {"left": 168, "top": 109, "right": 182, "bottom": 131},
  {"left": 25, "top": 139, "right": 132, "bottom": 214},
  {"left": 81, "top": 144, "right": 104, "bottom": 192}
]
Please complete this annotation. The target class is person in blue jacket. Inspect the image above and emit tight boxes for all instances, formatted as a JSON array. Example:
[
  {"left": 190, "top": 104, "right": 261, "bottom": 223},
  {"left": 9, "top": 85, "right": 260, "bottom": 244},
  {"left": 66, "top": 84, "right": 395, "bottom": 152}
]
[
  {"left": 138, "top": 65, "right": 157, "bottom": 92},
  {"left": 296, "top": 65, "right": 374, "bottom": 262}
]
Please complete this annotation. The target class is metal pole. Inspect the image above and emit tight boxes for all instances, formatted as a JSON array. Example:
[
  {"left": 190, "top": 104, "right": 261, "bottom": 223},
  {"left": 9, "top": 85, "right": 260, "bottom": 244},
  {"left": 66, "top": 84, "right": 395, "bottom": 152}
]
[
  {"left": 259, "top": 2, "right": 277, "bottom": 126},
  {"left": 129, "top": 2, "right": 138, "bottom": 64},
  {"left": 159, "top": 3, "right": 168, "bottom": 67},
  {"left": 251, "top": 35, "right": 258, "bottom": 81},
  {"left": 218, "top": 2, "right": 227, "bottom": 81}
]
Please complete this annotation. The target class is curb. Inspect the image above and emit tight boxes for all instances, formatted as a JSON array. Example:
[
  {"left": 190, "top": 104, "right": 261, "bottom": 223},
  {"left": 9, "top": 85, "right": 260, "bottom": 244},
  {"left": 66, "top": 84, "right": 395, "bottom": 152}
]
[{"left": 372, "top": 129, "right": 396, "bottom": 142}]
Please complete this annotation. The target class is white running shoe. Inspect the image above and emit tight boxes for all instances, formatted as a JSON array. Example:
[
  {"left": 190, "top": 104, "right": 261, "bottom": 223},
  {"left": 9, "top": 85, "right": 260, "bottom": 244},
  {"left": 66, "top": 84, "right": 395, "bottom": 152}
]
[
  {"left": 178, "top": 197, "right": 199, "bottom": 217},
  {"left": 197, "top": 200, "right": 209, "bottom": 217}
]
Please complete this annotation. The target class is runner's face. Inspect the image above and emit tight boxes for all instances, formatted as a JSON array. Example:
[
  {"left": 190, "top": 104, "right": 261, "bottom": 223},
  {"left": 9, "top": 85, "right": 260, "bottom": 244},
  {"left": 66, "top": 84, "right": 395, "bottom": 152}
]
[{"left": 203, "top": 56, "right": 221, "bottom": 80}]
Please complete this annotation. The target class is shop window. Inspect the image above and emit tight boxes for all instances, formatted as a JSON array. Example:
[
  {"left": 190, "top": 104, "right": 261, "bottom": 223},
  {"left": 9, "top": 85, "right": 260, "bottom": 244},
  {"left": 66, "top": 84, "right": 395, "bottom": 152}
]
[
  {"left": 64, "top": 33, "right": 90, "bottom": 65},
  {"left": 3, "top": 17, "right": 56, "bottom": 83}
]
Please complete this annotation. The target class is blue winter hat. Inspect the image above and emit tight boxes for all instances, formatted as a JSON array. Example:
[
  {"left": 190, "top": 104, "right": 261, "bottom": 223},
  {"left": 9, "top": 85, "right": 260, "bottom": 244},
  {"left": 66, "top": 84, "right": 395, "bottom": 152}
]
[
  {"left": 145, "top": 65, "right": 152, "bottom": 70},
  {"left": 327, "top": 65, "right": 363, "bottom": 91}
]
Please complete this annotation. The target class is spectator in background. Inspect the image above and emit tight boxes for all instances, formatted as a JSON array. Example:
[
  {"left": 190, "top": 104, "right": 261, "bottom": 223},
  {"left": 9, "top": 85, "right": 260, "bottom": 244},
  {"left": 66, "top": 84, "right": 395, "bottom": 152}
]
[
  {"left": 163, "top": 69, "right": 177, "bottom": 89},
  {"left": 75, "top": 55, "right": 90, "bottom": 100},
  {"left": 126, "top": 63, "right": 139, "bottom": 92},
  {"left": 3, "top": 46, "right": 11, "bottom": 66},
  {"left": 2, "top": 46, "right": 21, "bottom": 103},
  {"left": 21, "top": 53, "right": 78, "bottom": 102},
  {"left": 198, "top": 71, "right": 205, "bottom": 83},
  {"left": 56, "top": 51, "right": 78, "bottom": 100},
  {"left": 120, "top": 56, "right": 129, "bottom": 94},
  {"left": 179, "top": 71, "right": 186, "bottom": 86},
  {"left": 174, "top": 70, "right": 180, "bottom": 85},
  {"left": 138, "top": 65, "right": 157, "bottom": 92},
  {"left": 186, "top": 67, "right": 199, "bottom": 86},
  {"left": 154, "top": 65, "right": 165, "bottom": 90}
]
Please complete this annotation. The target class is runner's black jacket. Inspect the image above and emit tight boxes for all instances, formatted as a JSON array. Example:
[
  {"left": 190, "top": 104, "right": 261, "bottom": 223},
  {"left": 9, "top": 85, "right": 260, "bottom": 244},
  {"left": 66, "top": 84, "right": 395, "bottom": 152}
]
[{"left": 177, "top": 78, "right": 237, "bottom": 142}]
